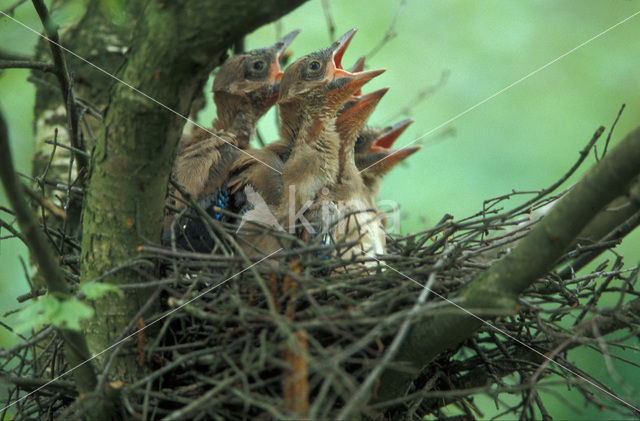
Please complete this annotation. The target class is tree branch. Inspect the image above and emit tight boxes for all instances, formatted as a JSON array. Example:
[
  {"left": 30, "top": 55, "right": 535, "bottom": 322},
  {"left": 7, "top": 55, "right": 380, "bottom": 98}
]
[
  {"left": 31, "top": 0, "right": 87, "bottom": 174},
  {"left": 375, "top": 125, "right": 640, "bottom": 405},
  {"left": 0, "top": 59, "right": 55, "bottom": 72},
  {"left": 421, "top": 296, "right": 640, "bottom": 414}
]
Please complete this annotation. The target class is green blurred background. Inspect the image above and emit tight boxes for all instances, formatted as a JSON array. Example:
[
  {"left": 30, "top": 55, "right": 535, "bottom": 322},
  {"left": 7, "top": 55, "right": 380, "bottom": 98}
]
[{"left": 1, "top": 0, "right": 639, "bottom": 418}]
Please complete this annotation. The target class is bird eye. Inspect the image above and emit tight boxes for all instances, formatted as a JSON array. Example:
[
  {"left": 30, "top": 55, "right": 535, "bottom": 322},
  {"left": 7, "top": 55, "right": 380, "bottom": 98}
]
[
  {"left": 253, "top": 60, "right": 265, "bottom": 71},
  {"left": 355, "top": 135, "right": 364, "bottom": 145},
  {"left": 309, "top": 60, "right": 321, "bottom": 71}
]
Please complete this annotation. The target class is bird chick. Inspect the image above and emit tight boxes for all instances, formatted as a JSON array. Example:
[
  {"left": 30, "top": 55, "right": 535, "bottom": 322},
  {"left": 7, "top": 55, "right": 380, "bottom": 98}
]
[
  {"left": 163, "top": 30, "right": 299, "bottom": 250},
  {"left": 277, "top": 29, "right": 384, "bottom": 226},
  {"left": 243, "top": 29, "right": 384, "bottom": 254},
  {"left": 227, "top": 51, "right": 370, "bottom": 214},
  {"left": 354, "top": 118, "right": 420, "bottom": 200},
  {"left": 329, "top": 88, "right": 390, "bottom": 259}
]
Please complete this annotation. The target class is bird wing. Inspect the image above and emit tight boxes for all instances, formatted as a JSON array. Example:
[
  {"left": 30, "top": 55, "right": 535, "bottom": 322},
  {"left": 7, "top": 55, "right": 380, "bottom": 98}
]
[
  {"left": 172, "top": 132, "right": 237, "bottom": 199},
  {"left": 164, "top": 132, "right": 238, "bottom": 231},
  {"left": 227, "top": 146, "right": 284, "bottom": 209}
]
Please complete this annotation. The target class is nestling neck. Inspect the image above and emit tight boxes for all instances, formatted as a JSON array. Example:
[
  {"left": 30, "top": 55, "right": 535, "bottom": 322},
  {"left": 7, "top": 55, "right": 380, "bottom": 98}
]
[
  {"left": 279, "top": 101, "right": 339, "bottom": 147},
  {"left": 279, "top": 101, "right": 341, "bottom": 208},
  {"left": 213, "top": 92, "right": 260, "bottom": 149}
]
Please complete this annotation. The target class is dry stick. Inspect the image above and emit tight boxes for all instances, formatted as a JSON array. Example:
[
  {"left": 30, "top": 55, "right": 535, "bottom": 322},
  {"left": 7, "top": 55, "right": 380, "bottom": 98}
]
[
  {"left": 0, "top": 0, "right": 26, "bottom": 16},
  {"left": 419, "top": 294, "right": 640, "bottom": 415},
  {"left": 321, "top": 0, "right": 335, "bottom": 42},
  {"left": 559, "top": 209, "right": 640, "bottom": 279},
  {"left": 365, "top": 0, "right": 407, "bottom": 60},
  {"left": 22, "top": 185, "right": 66, "bottom": 220},
  {"left": 31, "top": 0, "right": 87, "bottom": 175},
  {"left": 0, "top": 375, "right": 75, "bottom": 395},
  {"left": 596, "top": 103, "right": 626, "bottom": 161},
  {"left": 337, "top": 244, "right": 454, "bottom": 419},
  {"left": 374, "top": 126, "right": 640, "bottom": 408},
  {"left": 0, "top": 113, "right": 98, "bottom": 398},
  {"left": 0, "top": 59, "right": 55, "bottom": 72}
]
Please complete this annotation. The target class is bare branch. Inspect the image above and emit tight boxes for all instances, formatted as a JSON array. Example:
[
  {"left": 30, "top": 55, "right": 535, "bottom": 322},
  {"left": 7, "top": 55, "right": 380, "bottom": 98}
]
[
  {"left": 375, "top": 125, "right": 640, "bottom": 405},
  {"left": 0, "top": 59, "right": 55, "bottom": 72},
  {"left": 31, "top": 0, "right": 87, "bottom": 175}
]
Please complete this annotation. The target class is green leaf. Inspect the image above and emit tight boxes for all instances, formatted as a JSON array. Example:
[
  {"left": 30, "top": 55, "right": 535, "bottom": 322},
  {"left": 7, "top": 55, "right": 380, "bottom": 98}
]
[
  {"left": 15, "top": 295, "right": 95, "bottom": 333},
  {"left": 14, "top": 296, "right": 52, "bottom": 334},
  {"left": 80, "top": 282, "right": 124, "bottom": 300},
  {"left": 50, "top": 298, "right": 94, "bottom": 331}
]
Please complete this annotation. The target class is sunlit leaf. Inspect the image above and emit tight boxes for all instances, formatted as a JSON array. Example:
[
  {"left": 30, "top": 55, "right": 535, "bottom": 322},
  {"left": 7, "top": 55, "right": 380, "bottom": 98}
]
[
  {"left": 80, "top": 282, "right": 124, "bottom": 300},
  {"left": 14, "top": 295, "right": 94, "bottom": 333}
]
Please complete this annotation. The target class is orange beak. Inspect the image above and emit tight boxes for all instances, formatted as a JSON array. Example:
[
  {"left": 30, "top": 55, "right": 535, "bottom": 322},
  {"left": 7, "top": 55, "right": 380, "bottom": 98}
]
[
  {"left": 337, "top": 88, "right": 389, "bottom": 148},
  {"left": 270, "top": 29, "right": 301, "bottom": 83},
  {"left": 337, "top": 88, "right": 389, "bottom": 131},
  {"left": 337, "top": 88, "right": 389, "bottom": 164},
  {"left": 264, "top": 29, "right": 300, "bottom": 106},
  {"left": 371, "top": 118, "right": 414, "bottom": 150},
  {"left": 364, "top": 146, "right": 422, "bottom": 176},
  {"left": 349, "top": 56, "right": 366, "bottom": 96},
  {"left": 328, "top": 29, "right": 385, "bottom": 96}
]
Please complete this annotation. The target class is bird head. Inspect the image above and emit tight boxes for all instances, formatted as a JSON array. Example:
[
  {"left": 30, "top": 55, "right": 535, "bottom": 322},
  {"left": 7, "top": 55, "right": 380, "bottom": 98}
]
[
  {"left": 277, "top": 29, "right": 385, "bottom": 114},
  {"left": 354, "top": 118, "right": 414, "bottom": 155},
  {"left": 212, "top": 29, "right": 300, "bottom": 114},
  {"left": 355, "top": 119, "right": 420, "bottom": 177}
]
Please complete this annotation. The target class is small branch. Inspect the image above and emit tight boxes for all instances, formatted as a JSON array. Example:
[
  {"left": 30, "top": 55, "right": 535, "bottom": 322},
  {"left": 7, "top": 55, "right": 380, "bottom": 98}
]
[
  {"left": 0, "top": 375, "right": 76, "bottom": 395},
  {"left": 366, "top": 0, "right": 407, "bottom": 59},
  {"left": 602, "top": 103, "right": 625, "bottom": 159},
  {"left": 16, "top": 288, "right": 47, "bottom": 303},
  {"left": 31, "top": 0, "right": 88, "bottom": 176},
  {"left": 23, "top": 184, "right": 67, "bottom": 220},
  {"left": 560, "top": 209, "right": 640, "bottom": 279},
  {"left": 569, "top": 178, "right": 640, "bottom": 250},
  {"left": 321, "top": 0, "right": 335, "bottom": 42},
  {"left": 0, "top": 0, "right": 27, "bottom": 17},
  {"left": 374, "top": 125, "right": 640, "bottom": 405},
  {"left": 0, "top": 59, "right": 55, "bottom": 73}
]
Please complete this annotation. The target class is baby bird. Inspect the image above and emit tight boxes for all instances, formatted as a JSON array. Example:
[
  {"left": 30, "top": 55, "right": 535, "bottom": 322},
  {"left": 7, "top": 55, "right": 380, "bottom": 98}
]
[
  {"left": 240, "top": 29, "right": 384, "bottom": 255},
  {"left": 354, "top": 119, "right": 420, "bottom": 200},
  {"left": 163, "top": 30, "right": 299, "bottom": 251},
  {"left": 277, "top": 29, "right": 384, "bottom": 237},
  {"left": 226, "top": 52, "right": 369, "bottom": 216},
  {"left": 330, "top": 88, "right": 390, "bottom": 258}
]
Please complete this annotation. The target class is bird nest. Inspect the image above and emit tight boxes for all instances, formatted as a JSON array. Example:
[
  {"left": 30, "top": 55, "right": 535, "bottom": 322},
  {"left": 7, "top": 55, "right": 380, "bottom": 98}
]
[{"left": 2, "top": 124, "right": 640, "bottom": 420}]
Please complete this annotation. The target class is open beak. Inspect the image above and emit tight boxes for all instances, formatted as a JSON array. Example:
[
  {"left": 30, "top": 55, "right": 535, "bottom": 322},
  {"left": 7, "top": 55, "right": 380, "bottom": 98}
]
[
  {"left": 331, "top": 28, "right": 357, "bottom": 73},
  {"left": 349, "top": 56, "right": 366, "bottom": 96},
  {"left": 337, "top": 88, "right": 389, "bottom": 149},
  {"left": 349, "top": 55, "right": 366, "bottom": 73},
  {"left": 338, "top": 87, "right": 389, "bottom": 127},
  {"left": 329, "top": 29, "right": 385, "bottom": 95},
  {"left": 365, "top": 146, "right": 422, "bottom": 175},
  {"left": 270, "top": 29, "right": 301, "bottom": 82},
  {"left": 371, "top": 118, "right": 414, "bottom": 150},
  {"left": 264, "top": 29, "right": 300, "bottom": 105}
]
